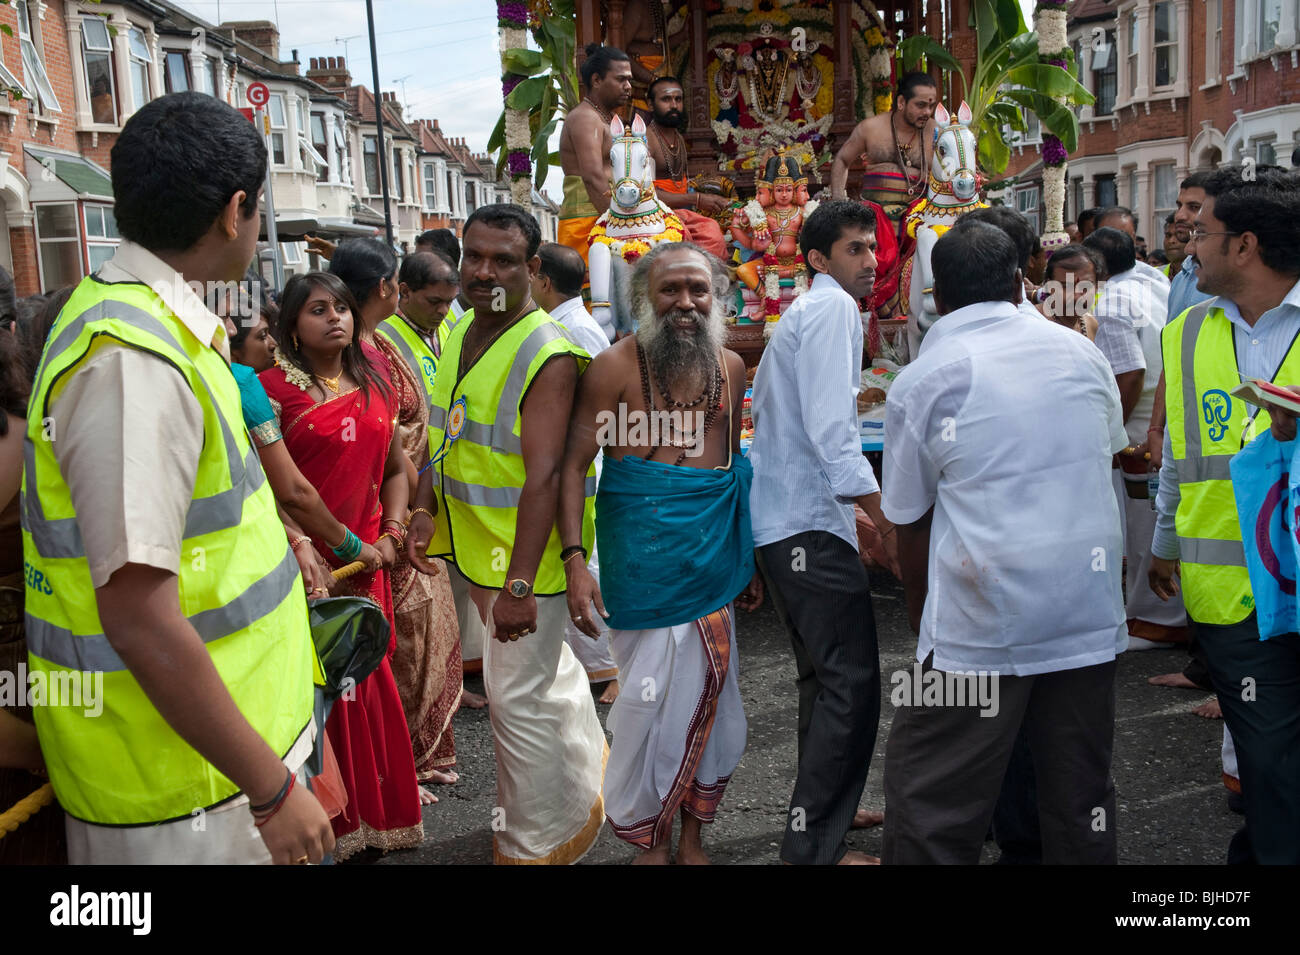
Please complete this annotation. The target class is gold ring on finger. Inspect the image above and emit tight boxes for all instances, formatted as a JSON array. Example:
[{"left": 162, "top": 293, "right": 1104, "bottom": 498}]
[{"left": 296, "top": 855, "right": 310, "bottom": 864}]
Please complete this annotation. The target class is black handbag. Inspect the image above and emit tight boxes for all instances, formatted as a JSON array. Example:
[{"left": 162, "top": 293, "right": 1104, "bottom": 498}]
[{"left": 304, "top": 594, "right": 390, "bottom": 777}]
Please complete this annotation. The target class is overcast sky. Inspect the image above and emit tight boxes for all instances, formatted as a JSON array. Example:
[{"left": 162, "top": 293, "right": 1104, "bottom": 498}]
[{"left": 173, "top": 0, "right": 1042, "bottom": 199}]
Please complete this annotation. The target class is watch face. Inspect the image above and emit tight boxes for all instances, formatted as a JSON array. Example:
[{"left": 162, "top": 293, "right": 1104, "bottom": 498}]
[{"left": 510, "top": 580, "right": 529, "bottom": 598}]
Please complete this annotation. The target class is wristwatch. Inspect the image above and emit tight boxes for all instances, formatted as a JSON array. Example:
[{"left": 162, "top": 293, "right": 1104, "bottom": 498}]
[{"left": 505, "top": 578, "right": 533, "bottom": 599}]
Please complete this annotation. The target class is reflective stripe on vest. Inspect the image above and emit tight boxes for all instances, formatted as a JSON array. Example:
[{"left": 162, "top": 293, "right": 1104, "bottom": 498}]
[
  {"left": 1164, "top": 297, "right": 1300, "bottom": 623},
  {"left": 22, "top": 277, "right": 314, "bottom": 825},
  {"left": 22, "top": 300, "right": 265, "bottom": 559},
  {"left": 426, "top": 308, "right": 596, "bottom": 593},
  {"left": 377, "top": 315, "right": 437, "bottom": 414}
]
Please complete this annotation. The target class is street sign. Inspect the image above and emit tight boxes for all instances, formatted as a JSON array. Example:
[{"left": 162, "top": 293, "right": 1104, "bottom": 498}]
[{"left": 247, "top": 81, "right": 270, "bottom": 107}]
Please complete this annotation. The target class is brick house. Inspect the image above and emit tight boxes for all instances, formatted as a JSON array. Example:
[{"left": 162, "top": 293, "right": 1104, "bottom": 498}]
[{"left": 1002, "top": 0, "right": 1300, "bottom": 243}]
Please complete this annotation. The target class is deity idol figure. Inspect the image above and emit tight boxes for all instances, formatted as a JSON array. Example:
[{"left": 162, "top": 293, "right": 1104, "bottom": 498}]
[{"left": 731, "top": 152, "right": 818, "bottom": 331}]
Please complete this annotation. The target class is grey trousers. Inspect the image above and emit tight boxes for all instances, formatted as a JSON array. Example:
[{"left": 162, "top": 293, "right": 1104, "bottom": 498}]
[
  {"left": 882, "top": 655, "right": 1118, "bottom": 865},
  {"left": 758, "top": 531, "right": 881, "bottom": 865}
]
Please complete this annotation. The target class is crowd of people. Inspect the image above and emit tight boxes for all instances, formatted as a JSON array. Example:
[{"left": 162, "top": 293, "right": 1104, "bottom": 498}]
[{"left": 1, "top": 80, "right": 1298, "bottom": 868}]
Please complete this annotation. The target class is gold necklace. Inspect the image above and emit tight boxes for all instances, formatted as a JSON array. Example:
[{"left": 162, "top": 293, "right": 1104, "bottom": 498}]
[
  {"left": 584, "top": 96, "right": 613, "bottom": 124},
  {"left": 316, "top": 373, "right": 341, "bottom": 394},
  {"left": 459, "top": 299, "right": 535, "bottom": 380}
]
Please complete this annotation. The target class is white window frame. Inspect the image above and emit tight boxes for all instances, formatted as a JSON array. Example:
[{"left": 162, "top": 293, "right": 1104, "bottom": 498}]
[
  {"left": 1152, "top": 0, "right": 1179, "bottom": 89},
  {"left": 1207, "top": 0, "right": 1223, "bottom": 83},
  {"left": 17, "top": 0, "right": 60, "bottom": 113},
  {"left": 267, "top": 93, "right": 287, "bottom": 167},
  {"left": 163, "top": 49, "right": 191, "bottom": 94},
  {"left": 84, "top": 202, "right": 121, "bottom": 272},
  {"left": 34, "top": 202, "right": 84, "bottom": 291},
  {"left": 127, "top": 27, "right": 153, "bottom": 115},
  {"left": 422, "top": 161, "right": 437, "bottom": 211},
  {"left": 280, "top": 241, "right": 303, "bottom": 265},
  {"left": 79, "top": 17, "right": 115, "bottom": 123},
  {"left": 191, "top": 53, "right": 214, "bottom": 96},
  {"left": 363, "top": 135, "right": 380, "bottom": 195},
  {"left": 1152, "top": 163, "right": 1177, "bottom": 229},
  {"left": 1093, "top": 30, "right": 1117, "bottom": 114},
  {"left": 1127, "top": 13, "right": 1139, "bottom": 96}
]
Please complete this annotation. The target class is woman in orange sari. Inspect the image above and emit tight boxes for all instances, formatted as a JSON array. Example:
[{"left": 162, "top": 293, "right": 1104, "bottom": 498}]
[{"left": 260, "top": 271, "right": 423, "bottom": 860}]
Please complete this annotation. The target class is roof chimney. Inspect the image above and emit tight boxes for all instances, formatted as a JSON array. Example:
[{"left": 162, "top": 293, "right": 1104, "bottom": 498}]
[
  {"left": 220, "top": 20, "right": 280, "bottom": 60},
  {"left": 306, "top": 55, "right": 351, "bottom": 91}
]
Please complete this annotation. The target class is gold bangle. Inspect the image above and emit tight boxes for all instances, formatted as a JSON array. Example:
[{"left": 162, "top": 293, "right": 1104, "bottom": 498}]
[
  {"left": 409, "top": 507, "right": 435, "bottom": 522},
  {"left": 562, "top": 550, "right": 586, "bottom": 565},
  {"left": 589, "top": 301, "right": 611, "bottom": 308},
  {"left": 289, "top": 535, "right": 311, "bottom": 551},
  {"left": 376, "top": 532, "right": 398, "bottom": 547},
  {"left": 326, "top": 526, "right": 349, "bottom": 550}
]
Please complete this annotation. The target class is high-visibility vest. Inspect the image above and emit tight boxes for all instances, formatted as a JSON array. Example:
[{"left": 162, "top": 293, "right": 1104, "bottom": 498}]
[
  {"left": 22, "top": 277, "right": 315, "bottom": 825},
  {"left": 426, "top": 307, "right": 596, "bottom": 594},
  {"left": 1163, "top": 297, "right": 1300, "bottom": 625},
  {"left": 377, "top": 313, "right": 439, "bottom": 413}
]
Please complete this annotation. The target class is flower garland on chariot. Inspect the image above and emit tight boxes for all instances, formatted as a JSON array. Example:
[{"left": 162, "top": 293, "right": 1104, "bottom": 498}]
[
  {"left": 588, "top": 211, "right": 685, "bottom": 264},
  {"left": 1035, "top": 0, "right": 1073, "bottom": 250}
]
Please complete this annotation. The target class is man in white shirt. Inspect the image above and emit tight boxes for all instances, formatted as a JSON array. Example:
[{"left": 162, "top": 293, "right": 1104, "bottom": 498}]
[
  {"left": 532, "top": 242, "right": 621, "bottom": 703},
  {"left": 1085, "top": 226, "right": 1185, "bottom": 654},
  {"left": 881, "top": 220, "right": 1128, "bottom": 864},
  {"left": 750, "top": 201, "right": 897, "bottom": 865},
  {"left": 1095, "top": 206, "right": 1174, "bottom": 289}
]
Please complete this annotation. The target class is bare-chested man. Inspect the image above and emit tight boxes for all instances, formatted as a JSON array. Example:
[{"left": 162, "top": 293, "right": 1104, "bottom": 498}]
[
  {"left": 558, "top": 44, "right": 633, "bottom": 264},
  {"left": 830, "top": 72, "right": 938, "bottom": 227},
  {"left": 558, "top": 242, "right": 763, "bottom": 864},
  {"left": 644, "top": 76, "right": 729, "bottom": 258},
  {"left": 620, "top": 0, "right": 686, "bottom": 111}
]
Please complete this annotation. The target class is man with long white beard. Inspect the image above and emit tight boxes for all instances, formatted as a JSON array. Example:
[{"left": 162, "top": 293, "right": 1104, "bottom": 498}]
[{"left": 559, "top": 242, "right": 764, "bottom": 864}]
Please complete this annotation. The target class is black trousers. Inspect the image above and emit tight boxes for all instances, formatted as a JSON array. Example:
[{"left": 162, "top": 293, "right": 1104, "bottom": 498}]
[
  {"left": 883, "top": 656, "right": 1118, "bottom": 865},
  {"left": 758, "top": 531, "right": 881, "bottom": 865},
  {"left": 1194, "top": 614, "right": 1300, "bottom": 864}
]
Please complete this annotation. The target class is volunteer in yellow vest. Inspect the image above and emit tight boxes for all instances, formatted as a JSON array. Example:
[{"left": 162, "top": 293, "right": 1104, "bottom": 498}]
[
  {"left": 378, "top": 251, "right": 460, "bottom": 412},
  {"left": 21, "top": 92, "right": 332, "bottom": 864},
  {"left": 416, "top": 228, "right": 471, "bottom": 330},
  {"left": 406, "top": 205, "right": 605, "bottom": 864},
  {"left": 1149, "top": 164, "right": 1300, "bottom": 865}
]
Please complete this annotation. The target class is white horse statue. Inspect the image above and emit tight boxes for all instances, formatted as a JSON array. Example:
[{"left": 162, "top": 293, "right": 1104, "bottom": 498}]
[
  {"left": 588, "top": 114, "right": 684, "bottom": 337},
  {"left": 904, "top": 100, "right": 987, "bottom": 357}
]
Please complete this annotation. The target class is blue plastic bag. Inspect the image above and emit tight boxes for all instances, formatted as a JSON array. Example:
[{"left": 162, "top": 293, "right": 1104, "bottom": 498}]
[{"left": 1230, "top": 432, "right": 1298, "bottom": 639}]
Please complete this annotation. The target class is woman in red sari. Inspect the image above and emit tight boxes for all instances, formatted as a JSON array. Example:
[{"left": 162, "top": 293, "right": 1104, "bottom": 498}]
[{"left": 261, "top": 270, "right": 423, "bottom": 860}]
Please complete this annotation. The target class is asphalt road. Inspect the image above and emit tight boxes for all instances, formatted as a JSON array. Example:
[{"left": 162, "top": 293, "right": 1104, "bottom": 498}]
[{"left": 363, "top": 570, "right": 1239, "bottom": 866}]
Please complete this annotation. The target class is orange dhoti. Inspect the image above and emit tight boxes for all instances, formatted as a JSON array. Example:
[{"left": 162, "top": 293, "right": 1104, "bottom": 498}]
[
  {"left": 654, "top": 177, "right": 727, "bottom": 259},
  {"left": 560, "top": 174, "right": 599, "bottom": 266}
]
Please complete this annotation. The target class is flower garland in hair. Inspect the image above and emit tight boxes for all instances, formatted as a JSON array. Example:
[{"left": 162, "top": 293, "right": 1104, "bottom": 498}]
[
  {"left": 1036, "top": 0, "right": 1073, "bottom": 250},
  {"left": 273, "top": 346, "right": 314, "bottom": 392},
  {"left": 499, "top": 1, "right": 533, "bottom": 205}
]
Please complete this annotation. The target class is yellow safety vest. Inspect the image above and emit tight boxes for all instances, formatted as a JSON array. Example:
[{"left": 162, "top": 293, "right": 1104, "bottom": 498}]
[
  {"left": 377, "top": 313, "right": 440, "bottom": 413},
  {"left": 426, "top": 307, "right": 595, "bottom": 594},
  {"left": 22, "top": 277, "right": 315, "bottom": 825},
  {"left": 1163, "top": 298, "right": 1300, "bottom": 625}
]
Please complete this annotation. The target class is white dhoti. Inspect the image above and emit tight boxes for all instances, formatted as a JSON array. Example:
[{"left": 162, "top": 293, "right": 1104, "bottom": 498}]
[
  {"left": 564, "top": 547, "right": 619, "bottom": 683},
  {"left": 1222, "top": 726, "right": 1240, "bottom": 793},
  {"left": 604, "top": 604, "right": 747, "bottom": 849},
  {"left": 471, "top": 587, "right": 607, "bottom": 864},
  {"left": 1115, "top": 472, "right": 1189, "bottom": 641}
]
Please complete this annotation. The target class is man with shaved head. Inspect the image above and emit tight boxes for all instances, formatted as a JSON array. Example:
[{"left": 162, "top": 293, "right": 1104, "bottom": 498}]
[{"left": 558, "top": 241, "right": 762, "bottom": 864}]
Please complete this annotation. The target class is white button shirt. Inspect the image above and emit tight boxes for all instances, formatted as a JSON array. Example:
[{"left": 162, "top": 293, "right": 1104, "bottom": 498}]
[
  {"left": 548, "top": 295, "right": 610, "bottom": 358},
  {"left": 750, "top": 271, "right": 879, "bottom": 549},
  {"left": 882, "top": 300, "right": 1129, "bottom": 675}
]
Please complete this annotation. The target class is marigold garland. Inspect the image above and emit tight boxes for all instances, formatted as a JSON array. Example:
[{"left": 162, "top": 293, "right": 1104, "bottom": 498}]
[{"left": 588, "top": 212, "right": 685, "bottom": 263}]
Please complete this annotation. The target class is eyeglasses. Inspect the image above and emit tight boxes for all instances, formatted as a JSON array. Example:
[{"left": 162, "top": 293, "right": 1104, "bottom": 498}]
[{"left": 1186, "top": 229, "right": 1242, "bottom": 243}]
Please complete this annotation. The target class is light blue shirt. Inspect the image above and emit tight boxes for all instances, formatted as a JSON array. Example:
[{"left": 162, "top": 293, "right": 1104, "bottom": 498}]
[
  {"left": 1166, "top": 256, "right": 1212, "bottom": 326},
  {"left": 1152, "top": 276, "right": 1300, "bottom": 559},
  {"left": 749, "top": 271, "right": 879, "bottom": 549}
]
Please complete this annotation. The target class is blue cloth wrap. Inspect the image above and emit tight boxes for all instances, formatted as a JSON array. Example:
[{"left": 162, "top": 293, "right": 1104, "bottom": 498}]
[{"left": 596, "top": 452, "right": 755, "bottom": 630}]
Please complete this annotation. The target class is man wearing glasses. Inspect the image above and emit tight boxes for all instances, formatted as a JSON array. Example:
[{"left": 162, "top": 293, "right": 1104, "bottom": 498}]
[{"left": 1148, "top": 164, "right": 1300, "bottom": 864}]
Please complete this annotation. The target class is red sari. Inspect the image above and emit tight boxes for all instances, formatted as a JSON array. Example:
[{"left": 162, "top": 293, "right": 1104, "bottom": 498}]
[{"left": 261, "top": 348, "right": 423, "bottom": 860}]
